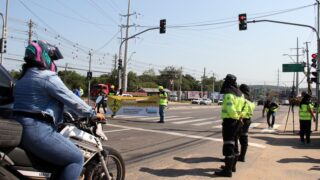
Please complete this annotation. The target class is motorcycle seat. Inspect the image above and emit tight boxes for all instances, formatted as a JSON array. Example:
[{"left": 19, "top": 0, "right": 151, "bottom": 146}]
[{"left": 0, "top": 118, "right": 22, "bottom": 148}]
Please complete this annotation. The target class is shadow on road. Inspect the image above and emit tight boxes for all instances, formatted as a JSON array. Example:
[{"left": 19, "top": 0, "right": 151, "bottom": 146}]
[
  {"left": 173, "top": 156, "right": 220, "bottom": 163},
  {"left": 278, "top": 156, "right": 320, "bottom": 164},
  {"left": 252, "top": 136, "right": 320, "bottom": 149},
  {"left": 139, "top": 167, "right": 219, "bottom": 178}
]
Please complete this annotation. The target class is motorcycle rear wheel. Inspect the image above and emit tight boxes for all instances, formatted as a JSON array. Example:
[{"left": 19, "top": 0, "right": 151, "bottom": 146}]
[{"left": 85, "top": 146, "right": 125, "bottom": 180}]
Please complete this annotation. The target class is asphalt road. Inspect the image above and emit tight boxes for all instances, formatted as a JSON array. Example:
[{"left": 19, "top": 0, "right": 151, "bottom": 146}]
[{"left": 103, "top": 104, "right": 293, "bottom": 179}]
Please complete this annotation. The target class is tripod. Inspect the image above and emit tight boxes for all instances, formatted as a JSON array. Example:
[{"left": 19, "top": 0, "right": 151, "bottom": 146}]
[{"left": 283, "top": 98, "right": 295, "bottom": 133}]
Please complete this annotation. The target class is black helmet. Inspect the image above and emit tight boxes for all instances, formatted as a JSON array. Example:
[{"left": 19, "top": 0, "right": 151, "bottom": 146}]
[
  {"left": 239, "top": 84, "right": 250, "bottom": 94},
  {"left": 224, "top": 74, "right": 237, "bottom": 84}
]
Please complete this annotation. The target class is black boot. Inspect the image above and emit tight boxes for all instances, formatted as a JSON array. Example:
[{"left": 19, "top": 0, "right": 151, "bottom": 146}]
[
  {"left": 238, "top": 146, "right": 248, "bottom": 162},
  {"left": 215, "top": 157, "right": 233, "bottom": 177}
]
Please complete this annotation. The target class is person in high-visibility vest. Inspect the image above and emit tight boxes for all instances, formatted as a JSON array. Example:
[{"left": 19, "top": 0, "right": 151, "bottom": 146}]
[
  {"left": 158, "top": 86, "right": 168, "bottom": 123},
  {"left": 266, "top": 99, "right": 279, "bottom": 129},
  {"left": 236, "top": 84, "right": 256, "bottom": 162},
  {"left": 299, "top": 91, "right": 315, "bottom": 144},
  {"left": 215, "top": 74, "right": 245, "bottom": 177}
]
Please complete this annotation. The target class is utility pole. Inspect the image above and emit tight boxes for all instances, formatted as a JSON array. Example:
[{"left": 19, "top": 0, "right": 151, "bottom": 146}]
[
  {"left": 304, "top": 41, "right": 311, "bottom": 94},
  {"left": 0, "top": 0, "right": 9, "bottom": 64},
  {"left": 123, "top": 0, "right": 132, "bottom": 92},
  {"left": 179, "top": 67, "right": 182, "bottom": 101},
  {"left": 118, "top": 26, "right": 123, "bottom": 90},
  {"left": 316, "top": 0, "right": 320, "bottom": 131},
  {"left": 87, "top": 51, "right": 92, "bottom": 105},
  {"left": 277, "top": 69, "right": 280, "bottom": 89},
  {"left": 289, "top": 38, "right": 304, "bottom": 96},
  {"left": 113, "top": 54, "right": 117, "bottom": 71},
  {"left": 28, "top": 19, "right": 33, "bottom": 44},
  {"left": 212, "top": 73, "right": 215, "bottom": 99}
]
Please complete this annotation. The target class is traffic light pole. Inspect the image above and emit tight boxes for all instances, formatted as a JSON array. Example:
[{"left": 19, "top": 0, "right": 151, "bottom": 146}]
[
  {"left": 118, "top": 27, "right": 159, "bottom": 92},
  {"left": 249, "top": 19, "right": 320, "bottom": 131}
]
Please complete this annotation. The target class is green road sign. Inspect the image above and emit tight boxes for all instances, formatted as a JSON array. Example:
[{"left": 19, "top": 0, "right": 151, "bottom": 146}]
[{"left": 282, "top": 63, "right": 304, "bottom": 72}]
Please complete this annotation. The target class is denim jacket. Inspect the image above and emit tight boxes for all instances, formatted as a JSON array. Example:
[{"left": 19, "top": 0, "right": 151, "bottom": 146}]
[{"left": 14, "top": 68, "right": 95, "bottom": 125}]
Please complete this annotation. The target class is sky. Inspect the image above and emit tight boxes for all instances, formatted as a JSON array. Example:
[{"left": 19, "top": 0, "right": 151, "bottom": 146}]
[{"left": 0, "top": 0, "right": 319, "bottom": 88}]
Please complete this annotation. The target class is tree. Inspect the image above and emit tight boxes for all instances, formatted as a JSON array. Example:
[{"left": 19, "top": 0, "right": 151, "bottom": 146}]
[{"left": 158, "top": 66, "right": 181, "bottom": 90}]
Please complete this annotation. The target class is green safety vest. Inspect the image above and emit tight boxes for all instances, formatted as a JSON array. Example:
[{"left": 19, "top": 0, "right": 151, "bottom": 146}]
[
  {"left": 242, "top": 99, "right": 256, "bottom": 119},
  {"left": 159, "top": 92, "right": 168, "bottom": 105},
  {"left": 299, "top": 104, "right": 313, "bottom": 120},
  {"left": 221, "top": 94, "right": 245, "bottom": 120}
]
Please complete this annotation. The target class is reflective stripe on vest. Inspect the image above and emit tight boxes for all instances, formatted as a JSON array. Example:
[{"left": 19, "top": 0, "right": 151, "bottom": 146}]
[{"left": 299, "top": 104, "right": 313, "bottom": 120}]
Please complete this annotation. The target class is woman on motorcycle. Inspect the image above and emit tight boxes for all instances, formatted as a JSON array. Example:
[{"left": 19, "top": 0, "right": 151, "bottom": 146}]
[{"left": 13, "top": 40, "right": 104, "bottom": 180}]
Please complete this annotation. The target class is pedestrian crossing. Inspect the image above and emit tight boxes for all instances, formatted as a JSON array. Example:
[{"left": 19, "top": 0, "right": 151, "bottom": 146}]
[{"left": 112, "top": 115, "right": 281, "bottom": 132}]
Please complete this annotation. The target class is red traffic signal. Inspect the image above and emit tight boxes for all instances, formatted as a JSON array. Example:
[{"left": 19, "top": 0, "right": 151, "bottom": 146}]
[
  {"left": 238, "top": 13, "right": 247, "bottom": 31},
  {"left": 311, "top": 53, "right": 317, "bottom": 68},
  {"left": 159, "top": 19, "right": 166, "bottom": 34}
]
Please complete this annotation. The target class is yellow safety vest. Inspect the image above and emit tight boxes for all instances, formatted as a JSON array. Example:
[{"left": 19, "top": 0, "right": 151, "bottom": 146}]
[
  {"left": 242, "top": 99, "right": 256, "bottom": 119},
  {"left": 221, "top": 94, "right": 245, "bottom": 120},
  {"left": 159, "top": 92, "right": 168, "bottom": 105},
  {"left": 299, "top": 104, "right": 313, "bottom": 120}
]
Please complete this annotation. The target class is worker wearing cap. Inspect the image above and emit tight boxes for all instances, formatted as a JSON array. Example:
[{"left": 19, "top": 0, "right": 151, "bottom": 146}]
[
  {"left": 215, "top": 74, "right": 245, "bottom": 177},
  {"left": 158, "top": 86, "right": 168, "bottom": 123},
  {"left": 108, "top": 85, "right": 116, "bottom": 96},
  {"left": 299, "top": 91, "right": 315, "bottom": 144}
]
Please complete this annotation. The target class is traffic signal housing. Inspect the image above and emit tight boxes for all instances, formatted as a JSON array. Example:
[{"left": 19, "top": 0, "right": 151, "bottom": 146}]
[
  {"left": 0, "top": 38, "right": 7, "bottom": 53},
  {"left": 87, "top": 71, "right": 92, "bottom": 80},
  {"left": 238, "top": 14, "right": 247, "bottom": 31},
  {"left": 159, "top": 19, "right": 166, "bottom": 34},
  {"left": 311, "top": 53, "right": 317, "bottom": 68},
  {"left": 118, "top": 59, "right": 122, "bottom": 69}
]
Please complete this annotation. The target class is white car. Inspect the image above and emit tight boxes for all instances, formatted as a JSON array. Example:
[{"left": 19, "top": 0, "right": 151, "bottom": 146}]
[
  {"left": 121, "top": 94, "right": 133, "bottom": 97},
  {"left": 200, "top": 98, "right": 212, "bottom": 105},
  {"left": 191, "top": 98, "right": 202, "bottom": 104}
]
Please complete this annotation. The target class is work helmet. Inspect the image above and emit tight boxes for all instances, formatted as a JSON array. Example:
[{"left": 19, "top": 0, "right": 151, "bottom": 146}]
[
  {"left": 158, "top": 86, "right": 164, "bottom": 90},
  {"left": 111, "top": 85, "right": 115, "bottom": 89}
]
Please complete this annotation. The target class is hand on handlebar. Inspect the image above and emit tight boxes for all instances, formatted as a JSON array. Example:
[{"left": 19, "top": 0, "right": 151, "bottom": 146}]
[{"left": 93, "top": 113, "right": 107, "bottom": 124}]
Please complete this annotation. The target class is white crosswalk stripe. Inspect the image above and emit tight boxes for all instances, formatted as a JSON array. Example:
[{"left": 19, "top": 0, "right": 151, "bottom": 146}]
[
  {"left": 249, "top": 123, "right": 261, "bottom": 129},
  {"left": 172, "top": 118, "right": 213, "bottom": 124},
  {"left": 193, "top": 119, "right": 222, "bottom": 126},
  {"left": 165, "top": 117, "right": 193, "bottom": 122},
  {"left": 139, "top": 116, "right": 178, "bottom": 120}
]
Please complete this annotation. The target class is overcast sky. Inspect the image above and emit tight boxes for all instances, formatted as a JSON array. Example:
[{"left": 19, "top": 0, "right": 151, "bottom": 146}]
[{"left": 0, "top": 0, "right": 318, "bottom": 88}]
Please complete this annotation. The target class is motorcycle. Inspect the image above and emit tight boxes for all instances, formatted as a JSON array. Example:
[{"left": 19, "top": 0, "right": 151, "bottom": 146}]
[{"left": 0, "top": 111, "right": 126, "bottom": 180}]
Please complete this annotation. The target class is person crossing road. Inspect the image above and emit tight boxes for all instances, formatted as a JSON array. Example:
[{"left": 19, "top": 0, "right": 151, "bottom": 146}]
[{"left": 299, "top": 91, "right": 315, "bottom": 144}]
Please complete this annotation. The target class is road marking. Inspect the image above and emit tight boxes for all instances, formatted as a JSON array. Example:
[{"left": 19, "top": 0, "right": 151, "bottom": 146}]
[
  {"left": 104, "top": 129, "right": 131, "bottom": 133},
  {"left": 172, "top": 118, "right": 213, "bottom": 124},
  {"left": 107, "top": 124, "right": 265, "bottom": 149},
  {"left": 261, "top": 124, "right": 280, "bottom": 132},
  {"left": 138, "top": 116, "right": 178, "bottom": 120},
  {"left": 193, "top": 119, "right": 222, "bottom": 126},
  {"left": 165, "top": 117, "right": 193, "bottom": 122},
  {"left": 249, "top": 123, "right": 261, "bottom": 129},
  {"left": 213, "top": 125, "right": 222, "bottom": 129}
]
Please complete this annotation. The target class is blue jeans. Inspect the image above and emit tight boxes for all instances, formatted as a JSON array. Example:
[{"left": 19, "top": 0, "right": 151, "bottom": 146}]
[
  {"left": 267, "top": 111, "right": 276, "bottom": 128},
  {"left": 159, "top": 105, "right": 166, "bottom": 122},
  {"left": 16, "top": 117, "right": 84, "bottom": 180}
]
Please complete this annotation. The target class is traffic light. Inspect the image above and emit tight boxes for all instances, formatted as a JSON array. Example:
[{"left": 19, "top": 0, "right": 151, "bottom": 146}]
[
  {"left": 159, "top": 19, "right": 166, "bottom": 34},
  {"left": 0, "top": 38, "right": 7, "bottom": 53},
  {"left": 311, "top": 53, "right": 317, "bottom": 68},
  {"left": 118, "top": 59, "right": 122, "bottom": 69},
  {"left": 238, "top": 14, "right": 247, "bottom": 31},
  {"left": 87, "top": 71, "right": 92, "bottom": 80}
]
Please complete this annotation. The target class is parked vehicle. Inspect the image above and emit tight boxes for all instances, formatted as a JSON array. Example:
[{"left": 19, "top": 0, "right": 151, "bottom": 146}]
[
  {"left": 217, "top": 99, "right": 223, "bottom": 105},
  {"left": 121, "top": 93, "right": 133, "bottom": 97},
  {"left": 169, "top": 94, "right": 178, "bottom": 102},
  {"left": 0, "top": 64, "right": 125, "bottom": 180},
  {"left": 200, "top": 98, "right": 212, "bottom": 105},
  {"left": 191, "top": 98, "right": 202, "bottom": 104}
]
